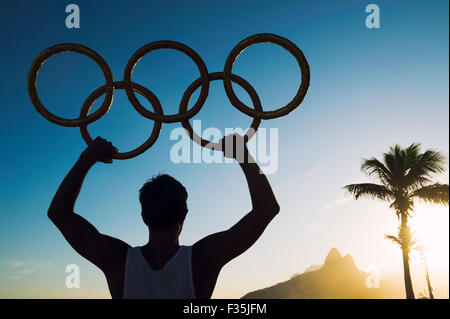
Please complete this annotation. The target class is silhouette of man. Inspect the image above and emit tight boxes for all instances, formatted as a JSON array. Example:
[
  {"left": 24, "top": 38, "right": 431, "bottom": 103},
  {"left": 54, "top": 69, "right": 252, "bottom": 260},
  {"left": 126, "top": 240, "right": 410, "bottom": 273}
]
[{"left": 48, "top": 134, "right": 279, "bottom": 298}]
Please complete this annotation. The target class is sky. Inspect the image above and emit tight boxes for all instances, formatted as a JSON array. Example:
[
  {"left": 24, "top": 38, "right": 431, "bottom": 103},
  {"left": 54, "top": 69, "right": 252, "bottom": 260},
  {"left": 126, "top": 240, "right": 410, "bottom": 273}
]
[{"left": 0, "top": 0, "right": 448, "bottom": 298}]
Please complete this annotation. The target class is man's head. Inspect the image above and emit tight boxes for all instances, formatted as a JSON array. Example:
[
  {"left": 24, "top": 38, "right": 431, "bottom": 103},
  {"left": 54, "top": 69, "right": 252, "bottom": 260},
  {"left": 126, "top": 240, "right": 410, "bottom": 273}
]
[{"left": 139, "top": 174, "right": 188, "bottom": 232}]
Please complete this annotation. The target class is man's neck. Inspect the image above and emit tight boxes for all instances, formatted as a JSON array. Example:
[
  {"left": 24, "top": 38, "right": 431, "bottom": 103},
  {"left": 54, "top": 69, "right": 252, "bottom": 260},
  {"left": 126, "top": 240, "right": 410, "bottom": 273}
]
[{"left": 147, "top": 228, "right": 180, "bottom": 248}]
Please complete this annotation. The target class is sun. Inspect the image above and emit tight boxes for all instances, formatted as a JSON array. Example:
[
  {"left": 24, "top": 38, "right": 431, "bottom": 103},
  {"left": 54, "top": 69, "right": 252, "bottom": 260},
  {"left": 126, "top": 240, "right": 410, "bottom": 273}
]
[{"left": 408, "top": 203, "right": 449, "bottom": 283}]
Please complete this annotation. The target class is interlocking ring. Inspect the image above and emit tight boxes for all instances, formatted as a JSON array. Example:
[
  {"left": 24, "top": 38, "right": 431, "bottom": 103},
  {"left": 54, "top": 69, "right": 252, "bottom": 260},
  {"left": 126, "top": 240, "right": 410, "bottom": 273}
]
[
  {"left": 179, "top": 72, "right": 261, "bottom": 151},
  {"left": 123, "top": 41, "right": 209, "bottom": 123},
  {"left": 79, "top": 81, "right": 163, "bottom": 160},
  {"left": 27, "top": 43, "right": 114, "bottom": 127},
  {"left": 223, "top": 33, "right": 310, "bottom": 120},
  {"left": 28, "top": 34, "right": 310, "bottom": 159}
]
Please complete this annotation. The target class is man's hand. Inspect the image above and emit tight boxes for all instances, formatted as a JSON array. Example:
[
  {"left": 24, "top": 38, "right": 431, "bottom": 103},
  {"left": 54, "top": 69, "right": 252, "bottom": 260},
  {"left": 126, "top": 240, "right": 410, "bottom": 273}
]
[{"left": 80, "top": 137, "right": 118, "bottom": 164}]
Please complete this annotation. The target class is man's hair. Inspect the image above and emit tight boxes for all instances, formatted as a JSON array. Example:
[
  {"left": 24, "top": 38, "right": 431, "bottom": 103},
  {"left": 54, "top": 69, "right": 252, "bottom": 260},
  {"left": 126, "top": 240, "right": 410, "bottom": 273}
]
[{"left": 139, "top": 174, "right": 188, "bottom": 231}]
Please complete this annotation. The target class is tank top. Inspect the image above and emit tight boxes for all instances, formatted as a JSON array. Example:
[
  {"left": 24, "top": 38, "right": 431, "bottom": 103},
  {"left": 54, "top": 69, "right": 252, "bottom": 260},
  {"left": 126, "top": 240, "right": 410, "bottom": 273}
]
[{"left": 122, "top": 245, "right": 196, "bottom": 299}]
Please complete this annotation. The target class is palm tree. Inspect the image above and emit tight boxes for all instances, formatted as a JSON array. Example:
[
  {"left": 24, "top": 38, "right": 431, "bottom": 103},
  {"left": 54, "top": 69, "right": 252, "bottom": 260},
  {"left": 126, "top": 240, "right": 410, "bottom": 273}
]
[{"left": 344, "top": 144, "right": 449, "bottom": 299}]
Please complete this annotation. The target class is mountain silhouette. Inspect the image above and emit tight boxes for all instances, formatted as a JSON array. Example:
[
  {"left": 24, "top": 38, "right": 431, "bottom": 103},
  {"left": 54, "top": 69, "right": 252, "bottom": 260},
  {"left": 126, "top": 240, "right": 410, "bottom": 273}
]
[{"left": 241, "top": 247, "right": 398, "bottom": 299}]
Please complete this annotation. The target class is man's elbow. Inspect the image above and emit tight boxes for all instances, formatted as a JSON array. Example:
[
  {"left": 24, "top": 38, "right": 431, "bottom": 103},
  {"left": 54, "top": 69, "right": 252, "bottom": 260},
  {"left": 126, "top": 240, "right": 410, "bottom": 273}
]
[
  {"left": 47, "top": 206, "right": 57, "bottom": 222},
  {"left": 47, "top": 202, "right": 64, "bottom": 222},
  {"left": 259, "top": 201, "right": 280, "bottom": 218},
  {"left": 272, "top": 202, "right": 280, "bottom": 216}
]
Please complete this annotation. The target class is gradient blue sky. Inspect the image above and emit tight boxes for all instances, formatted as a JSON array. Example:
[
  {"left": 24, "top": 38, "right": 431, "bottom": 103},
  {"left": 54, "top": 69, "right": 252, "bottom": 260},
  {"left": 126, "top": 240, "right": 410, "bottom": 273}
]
[{"left": 0, "top": 0, "right": 448, "bottom": 298}]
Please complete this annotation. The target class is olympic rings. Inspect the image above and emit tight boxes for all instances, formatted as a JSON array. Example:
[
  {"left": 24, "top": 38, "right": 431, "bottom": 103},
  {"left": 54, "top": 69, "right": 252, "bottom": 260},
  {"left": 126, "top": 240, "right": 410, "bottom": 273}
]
[
  {"left": 28, "top": 34, "right": 310, "bottom": 159},
  {"left": 27, "top": 43, "right": 114, "bottom": 127},
  {"left": 179, "top": 72, "right": 261, "bottom": 151},
  {"left": 79, "top": 81, "right": 163, "bottom": 160},
  {"left": 223, "top": 33, "right": 310, "bottom": 120}
]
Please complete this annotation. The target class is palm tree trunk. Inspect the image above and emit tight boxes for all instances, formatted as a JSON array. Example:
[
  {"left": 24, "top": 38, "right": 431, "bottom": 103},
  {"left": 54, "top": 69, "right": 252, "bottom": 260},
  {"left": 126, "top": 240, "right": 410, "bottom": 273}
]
[
  {"left": 400, "top": 214, "right": 415, "bottom": 299},
  {"left": 401, "top": 246, "right": 415, "bottom": 299}
]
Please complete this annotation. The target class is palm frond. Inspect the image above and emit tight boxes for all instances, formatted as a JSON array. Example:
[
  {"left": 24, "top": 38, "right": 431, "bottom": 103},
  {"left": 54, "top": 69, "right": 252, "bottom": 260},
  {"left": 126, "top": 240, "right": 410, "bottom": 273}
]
[
  {"left": 404, "top": 148, "right": 446, "bottom": 191},
  {"left": 343, "top": 183, "right": 394, "bottom": 201},
  {"left": 411, "top": 183, "right": 449, "bottom": 205},
  {"left": 361, "top": 158, "right": 392, "bottom": 186},
  {"left": 385, "top": 234, "right": 402, "bottom": 246}
]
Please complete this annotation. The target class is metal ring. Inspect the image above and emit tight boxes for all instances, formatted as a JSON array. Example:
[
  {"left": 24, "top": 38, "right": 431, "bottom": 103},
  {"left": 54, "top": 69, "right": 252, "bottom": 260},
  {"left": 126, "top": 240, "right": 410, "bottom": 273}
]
[
  {"left": 223, "top": 33, "right": 310, "bottom": 120},
  {"left": 27, "top": 43, "right": 114, "bottom": 127},
  {"left": 179, "top": 72, "right": 262, "bottom": 151},
  {"left": 79, "top": 81, "right": 163, "bottom": 159},
  {"left": 123, "top": 41, "right": 209, "bottom": 123}
]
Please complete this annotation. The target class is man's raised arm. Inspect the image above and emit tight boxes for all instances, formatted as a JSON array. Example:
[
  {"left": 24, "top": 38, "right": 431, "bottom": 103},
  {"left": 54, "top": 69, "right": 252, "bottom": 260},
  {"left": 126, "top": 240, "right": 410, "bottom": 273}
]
[
  {"left": 193, "top": 134, "right": 280, "bottom": 270},
  {"left": 48, "top": 137, "right": 129, "bottom": 269}
]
